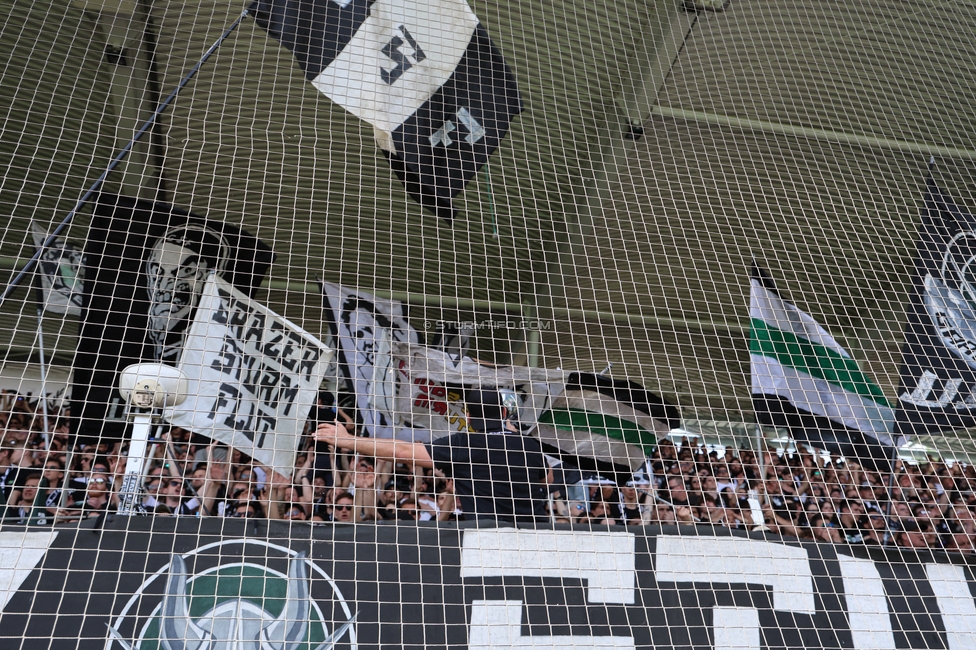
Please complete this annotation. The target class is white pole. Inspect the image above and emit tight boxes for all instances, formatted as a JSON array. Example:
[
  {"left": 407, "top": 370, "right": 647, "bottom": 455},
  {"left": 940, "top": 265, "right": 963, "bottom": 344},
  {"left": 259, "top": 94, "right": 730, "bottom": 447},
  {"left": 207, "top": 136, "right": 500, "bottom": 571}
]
[
  {"left": 34, "top": 303, "right": 51, "bottom": 442},
  {"left": 117, "top": 413, "right": 153, "bottom": 514}
]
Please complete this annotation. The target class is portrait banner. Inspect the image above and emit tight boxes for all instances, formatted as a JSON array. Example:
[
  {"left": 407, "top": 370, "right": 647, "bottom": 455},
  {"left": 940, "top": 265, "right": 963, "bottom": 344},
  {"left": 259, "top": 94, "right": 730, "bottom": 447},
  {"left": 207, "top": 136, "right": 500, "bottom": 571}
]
[{"left": 71, "top": 194, "right": 274, "bottom": 443}]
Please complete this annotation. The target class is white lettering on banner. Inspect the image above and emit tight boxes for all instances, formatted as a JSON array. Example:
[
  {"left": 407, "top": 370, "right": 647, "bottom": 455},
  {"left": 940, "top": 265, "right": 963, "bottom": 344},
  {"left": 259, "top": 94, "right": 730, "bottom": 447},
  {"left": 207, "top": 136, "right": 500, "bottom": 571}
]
[
  {"left": 0, "top": 531, "right": 57, "bottom": 611},
  {"left": 430, "top": 108, "right": 486, "bottom": 148},
  {"left": 712, "top": 607, "right": 759, "bottom": 650},
  {"left": 469, "top": 600, "right": 634, "bottom": 650},
  {"left": 462, "top": 530, "right": 635, "bottom": 650},
  {"left": 462, "top": 529, "right": 635, "bottom": 604},
  {"left": 925, "top": 563, "right": 976, "bottom": 649},
  {"left": 655, "top": 536, "right": 815, "bottom": 650},
  {"left": 430, "top": 120, "right": 456, "bottom": 147},
  {"left": 456, "top": 108, "right": 486, "bottom": 144},
  {"left": 836, "top": 554, "right": 896, "bottom": 650},
  {"left": 898, "top": 369, "right": 976, "bottom": 410}
]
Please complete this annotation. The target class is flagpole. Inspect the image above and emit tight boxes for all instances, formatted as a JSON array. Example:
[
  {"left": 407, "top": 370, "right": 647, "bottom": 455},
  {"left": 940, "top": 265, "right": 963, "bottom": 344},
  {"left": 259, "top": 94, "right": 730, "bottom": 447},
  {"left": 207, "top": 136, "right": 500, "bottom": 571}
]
[
  {"left": 32, "top": 271, "right": 51, "bottom": 444},
  {"left": 881, "top": 442, "right": 901, "bottom": 547},
  {"left": 0, "top": 8, "right": 251, "bottom": 309}
]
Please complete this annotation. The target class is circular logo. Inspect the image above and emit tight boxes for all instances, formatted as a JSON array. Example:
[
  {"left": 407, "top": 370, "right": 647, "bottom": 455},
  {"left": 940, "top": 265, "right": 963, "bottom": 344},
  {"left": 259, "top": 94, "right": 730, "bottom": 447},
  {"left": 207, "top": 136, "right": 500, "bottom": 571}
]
[{"left": 105, "top": 539, "right": 356, "bottom": 650}]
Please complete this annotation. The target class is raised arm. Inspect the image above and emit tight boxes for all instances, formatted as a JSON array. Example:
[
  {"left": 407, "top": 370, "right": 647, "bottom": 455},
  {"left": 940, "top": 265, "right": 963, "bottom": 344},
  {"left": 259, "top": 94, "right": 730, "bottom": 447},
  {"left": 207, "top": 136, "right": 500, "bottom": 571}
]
[{"left": 314, "top": 423, "right": 434, "bottom": 469}]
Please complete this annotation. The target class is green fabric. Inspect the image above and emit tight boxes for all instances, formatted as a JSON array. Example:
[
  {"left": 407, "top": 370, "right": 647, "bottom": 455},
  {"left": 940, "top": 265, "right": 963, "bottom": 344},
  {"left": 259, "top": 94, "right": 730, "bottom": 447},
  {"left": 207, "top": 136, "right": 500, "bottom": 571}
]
[
  {"left": 537, "top": 407, "right": 658, "bottom": 451},
  {"left": 749, "top": 317, "right": 891, "bottom": 407}
]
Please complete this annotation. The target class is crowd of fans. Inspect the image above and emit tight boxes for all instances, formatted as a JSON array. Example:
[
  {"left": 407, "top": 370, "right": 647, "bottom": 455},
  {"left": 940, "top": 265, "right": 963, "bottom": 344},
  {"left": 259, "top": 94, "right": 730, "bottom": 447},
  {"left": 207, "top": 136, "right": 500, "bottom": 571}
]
[{"left": 2, "top": 393, "right": 975, "bottom": 554}]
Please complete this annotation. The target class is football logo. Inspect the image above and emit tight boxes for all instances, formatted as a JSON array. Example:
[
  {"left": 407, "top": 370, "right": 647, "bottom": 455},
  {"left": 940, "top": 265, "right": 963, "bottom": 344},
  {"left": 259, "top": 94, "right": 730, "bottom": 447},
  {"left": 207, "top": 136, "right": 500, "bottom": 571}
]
[{"left": 105, "top": 540, "right": 356, "bottom": 650}]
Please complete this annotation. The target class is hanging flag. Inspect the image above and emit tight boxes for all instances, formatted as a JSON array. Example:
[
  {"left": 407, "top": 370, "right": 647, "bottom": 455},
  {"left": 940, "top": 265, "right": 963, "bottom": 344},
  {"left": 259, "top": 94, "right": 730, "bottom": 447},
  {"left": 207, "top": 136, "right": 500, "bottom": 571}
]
[
  {"left": 321, "top": 281, "right": 419, "bottom": 439},
  {"left": 250, "top": 0, "right": 523, "bottom": 222},
  {"left": 71, "top": 194, "right": 275, "bottom": 444},
  {"left": 29, "top": 222, "right": 84, "bottom": 316},
  {"left": 391, "top": 340, "right": 568, "bottom": 442},
  {"left": 166, "top": 275, "right": 331, "bottom": 475},
  {"left": 896, "top": 179, "right": 976, "bottom": 436},
  {"left": 320, "top": 279, "right": 566, "bottom": 442},
  {"left": 533, "top": 372, "right": 680, "bottom": 480},
  {"left": 750, "top": 262, "right": 901, "bottom": 470}
]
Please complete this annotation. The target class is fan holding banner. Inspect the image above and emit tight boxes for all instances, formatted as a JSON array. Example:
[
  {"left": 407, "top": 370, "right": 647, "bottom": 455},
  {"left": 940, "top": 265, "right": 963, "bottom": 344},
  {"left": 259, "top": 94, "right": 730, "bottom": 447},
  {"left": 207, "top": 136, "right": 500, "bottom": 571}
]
[{"left": 166, "top": 275, "right": 333, "bottom": 476}]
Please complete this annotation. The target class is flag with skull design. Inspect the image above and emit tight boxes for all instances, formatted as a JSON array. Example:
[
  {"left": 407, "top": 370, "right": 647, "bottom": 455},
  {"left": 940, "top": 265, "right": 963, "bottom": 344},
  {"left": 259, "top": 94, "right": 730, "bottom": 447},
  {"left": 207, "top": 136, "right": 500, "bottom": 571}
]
[
  {"left": 70, "top": 194, "right": 275, "bottom": 444},
  {"left": 896, "top": 179, "right": 976, "bottom": 437}
]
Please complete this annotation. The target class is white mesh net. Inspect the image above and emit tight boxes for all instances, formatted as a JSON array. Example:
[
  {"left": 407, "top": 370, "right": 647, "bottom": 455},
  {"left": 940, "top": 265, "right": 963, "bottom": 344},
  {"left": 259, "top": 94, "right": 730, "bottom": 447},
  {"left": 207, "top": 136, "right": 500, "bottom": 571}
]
[{"left": 1, "top": 0, "right": 976, "bottom": 648}]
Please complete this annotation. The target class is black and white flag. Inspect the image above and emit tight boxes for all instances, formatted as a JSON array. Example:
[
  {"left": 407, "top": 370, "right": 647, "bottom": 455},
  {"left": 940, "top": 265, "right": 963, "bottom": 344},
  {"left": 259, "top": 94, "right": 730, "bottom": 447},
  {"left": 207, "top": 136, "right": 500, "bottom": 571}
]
[
  {"left": 167, "top": 276, "right": 331, "bottom": 474},
  {"left": 71, "top": 195, "right": 275, "bottom": 443},
  {"left": 30, "top": 221, "right": 84, "bottom": 316},
  {"left": 321, "top": 281, "right": 418, "bottom": 439},
  {"left": 251, "top": 0, "right": 523, "bottom": 221},
  {"left": 321, "top": 282, "right": 565, "bottom": 443},
  {"left": 391, "top": 340, "right": 568, "bottom": 443},
  {"left": 896, "top": 180, "right": 976, "bottom": 436}
]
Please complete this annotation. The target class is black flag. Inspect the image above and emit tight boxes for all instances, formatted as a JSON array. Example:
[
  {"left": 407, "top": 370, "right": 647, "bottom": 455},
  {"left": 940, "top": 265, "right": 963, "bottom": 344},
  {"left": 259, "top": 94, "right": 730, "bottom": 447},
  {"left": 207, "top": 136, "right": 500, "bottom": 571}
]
[
  {"left": 250, "top": 0, "right": 523, "bottom": 222},
  {"left": 896, "top": 179, "right": 976, "bottom": 436},
  {"left": 71, "top": 195, "right": 275, "bottom": 444}
]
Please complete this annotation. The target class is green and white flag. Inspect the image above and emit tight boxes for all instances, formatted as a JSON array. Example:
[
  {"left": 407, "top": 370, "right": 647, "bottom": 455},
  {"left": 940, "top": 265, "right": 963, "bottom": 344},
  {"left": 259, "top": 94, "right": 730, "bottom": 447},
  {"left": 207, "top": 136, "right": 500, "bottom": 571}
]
[
  {"left": 533, "top": 372, "right": 680, "bottom": 478},
  {"left": 749, "top": 262, "right": 903, "bottom": 469}
]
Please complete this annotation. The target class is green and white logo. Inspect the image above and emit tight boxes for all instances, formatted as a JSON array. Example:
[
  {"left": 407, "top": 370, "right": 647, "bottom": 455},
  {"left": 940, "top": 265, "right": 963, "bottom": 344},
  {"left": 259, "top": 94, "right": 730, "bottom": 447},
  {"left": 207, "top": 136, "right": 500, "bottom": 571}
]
[{"left": 106, "top": 539, "right": 356, "bottom": 650}]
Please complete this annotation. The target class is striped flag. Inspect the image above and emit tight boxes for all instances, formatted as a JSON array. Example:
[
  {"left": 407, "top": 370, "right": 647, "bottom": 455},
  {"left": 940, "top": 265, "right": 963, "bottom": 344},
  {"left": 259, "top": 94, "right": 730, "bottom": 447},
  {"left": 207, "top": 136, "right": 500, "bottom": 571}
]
[
  {"left": 250, "top": 0, "right": 522, "bottom": 222},
  {"left": 533, "top": 372, "right": 680, "bottom": 480},
  {"left": 750, "top": 262, "right": 903, "bottom": 470}
]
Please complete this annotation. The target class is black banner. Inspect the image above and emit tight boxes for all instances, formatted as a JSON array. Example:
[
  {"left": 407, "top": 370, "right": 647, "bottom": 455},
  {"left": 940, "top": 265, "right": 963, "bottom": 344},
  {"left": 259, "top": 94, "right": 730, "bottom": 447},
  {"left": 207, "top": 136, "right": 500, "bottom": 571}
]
[
  {"left": 71, "top": 195, "right": 275, "bottom": 443},
  {"left": 0, "top": 518, "right": 973, "bottom": 649},
  {"left": 896, "top": 179, "right": 976, "bottom": 436}
]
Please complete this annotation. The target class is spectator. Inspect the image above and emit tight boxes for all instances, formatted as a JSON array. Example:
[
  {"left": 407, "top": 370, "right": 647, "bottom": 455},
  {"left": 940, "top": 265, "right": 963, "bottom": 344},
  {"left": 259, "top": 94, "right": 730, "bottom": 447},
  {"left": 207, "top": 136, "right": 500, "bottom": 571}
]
[
  {"left": 330, "top": 491, "right": 355, "bottom": 523},
  {"left": 619, "top": 480, "right": 650, "bottom": 525},
  {"left": 838, "top": 501, "right": 865, "bottom": 544},
  {"left": 810, "top": 515, "right": 842, "bottom": 544},
  {"left": 398, "top": 498, "right": 421, "bottom": 521},
  {"left": 10, "top": 471, "right": 49, "bottom": 523},
  {"left": 314, "top": 390, "right": 549, "bottom": 523},
  {"left": 436, "top": 489, "right": 460, "bottom": 522},
  {"left": 156, "top": 477, "right": 196, "bottom": 516},
  {"left": 61, "top": 472, "right": 115, "bottom": 520},
  {"left": 229, "top": 500, "right": 262, "bottom": 519},
  {"left": 588, "top": 499, "right": 618, "bottom": 525}
]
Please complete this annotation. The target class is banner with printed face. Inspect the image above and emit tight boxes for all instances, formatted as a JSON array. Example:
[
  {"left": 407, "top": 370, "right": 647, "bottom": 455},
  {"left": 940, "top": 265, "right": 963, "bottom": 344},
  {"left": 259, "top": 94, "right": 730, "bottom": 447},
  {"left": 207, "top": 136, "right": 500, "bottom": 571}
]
[
  {"left": 30, "top": 221, "right": 84, "bottom": 316},
  {"left": 1, "top": 518, "right": 976, "bottom": 650},
  {"left": 72, "top": 194, "right": 275, "bottom": 444},
  {"left": 321, "top": 282, "right": 418, "bottom": 439},
  {"left": 167, "top": 275, "right": 331, "bottom": 474},
  {"left": 322, "top": 283, "right": 565, "bottom": 443}
]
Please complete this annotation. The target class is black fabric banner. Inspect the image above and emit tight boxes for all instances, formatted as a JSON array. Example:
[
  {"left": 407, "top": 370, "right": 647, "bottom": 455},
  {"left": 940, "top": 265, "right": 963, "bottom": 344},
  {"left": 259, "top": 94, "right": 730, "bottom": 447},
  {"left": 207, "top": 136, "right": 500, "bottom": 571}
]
[
  {"left": 71, "top": 195, "right": 275, "bottom": 444},
  {"left": 896, "top": 180, "right": 976, "bottom": 436},
  {"left": 0, "top": 517, "right": 973, "bottom": 649},
  {"left": 384, "top": 23, "right": 523, "bottom": 223}
]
